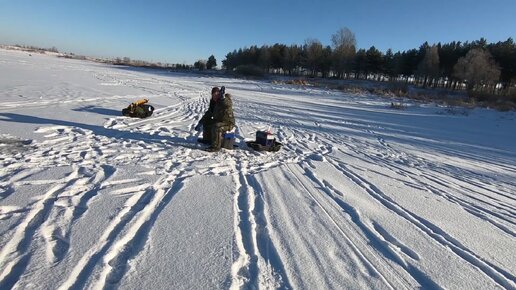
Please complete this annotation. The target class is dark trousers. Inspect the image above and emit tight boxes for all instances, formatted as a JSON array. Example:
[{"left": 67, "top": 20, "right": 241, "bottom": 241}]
[{"left": 203, "top": 122, "right": 232, "bottom": 149}]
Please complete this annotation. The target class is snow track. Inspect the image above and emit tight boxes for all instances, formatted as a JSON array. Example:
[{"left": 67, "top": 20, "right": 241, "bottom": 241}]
[{"left": 1, "top": 50, "right": 515, "bottom": 289}]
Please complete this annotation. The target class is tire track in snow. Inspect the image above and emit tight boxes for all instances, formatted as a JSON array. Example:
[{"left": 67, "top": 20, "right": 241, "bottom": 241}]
[
  {"left": 41, "top": 165, "right": 116, "bottom": 264},
  {"left": 300, "top": 161, "right": 442, "bottom": 289},
  {"left": 229, "top": 156, "right": 254, "bottom": 289},
  {"left": 338, "top": 143, "right": 516, "bottom": 236},
  {"left": 58, "top": 146, "right": 192, "bottom": 290},
  {"left": 327, "top": 158, "right": 516, "bottom": 290},
  {"left": 361, "top": 130, "right": 516, "bottom": 208},
  {"left": 251, "top": 119, "right": 412, "bottom": 288},
  {"left": 279, "top": 109, "right": 515, "bottom": 288},
  {"left": 229, "top": 154, "right": 291, "bottom": 290},
  {"left": 270, "top": 117, "right": 514, "bottom": 287},
  {"left": 334, "top": 127, "right": 516, "bottom": 233},
  {"left": 246, "top": 175, "right": 292, "bottom": 289},
  {"left": 0, "top": 168, "right": 45, "bottom": 200},
  {"left": 423, "top": 172, "right": 516, "bottom": 218},
  {"left": 417, "top": 173, "right": 516, "bottom": 236},
  {"left": 57, "top": 183, "right": 160, "bottom": 290},
  {"left": 0, "top": 167, "right": 82, "bottom": 289},
  {"left": 0, "top": 164, "right": 117, "bottom": 287},
  {"left": 93, "top": 176, "right": 186, "bottom": 289},
  {"left": 87, "top": 97, "right": 210, "bottom": 287},
  {"left": 284, "top": 164, "right": 401, "bottom": 290}
]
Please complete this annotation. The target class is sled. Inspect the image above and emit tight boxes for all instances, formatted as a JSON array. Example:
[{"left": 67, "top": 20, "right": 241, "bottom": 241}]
[
  {"left": 245, "top": 140, "right": 282, "bottom": 152},
  {"left": 245, "top": 130, "right": 282, "bottom": 152}
]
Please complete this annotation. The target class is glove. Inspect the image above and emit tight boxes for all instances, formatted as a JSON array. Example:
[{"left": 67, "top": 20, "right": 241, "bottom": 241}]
[{"left": 194, "top": 122, "right": 202, "bottom": 132}]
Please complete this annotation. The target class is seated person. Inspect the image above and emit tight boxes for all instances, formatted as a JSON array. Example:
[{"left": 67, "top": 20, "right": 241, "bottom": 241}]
[{"left": 195, "top": 87, "right": 235, "bottom": 152}]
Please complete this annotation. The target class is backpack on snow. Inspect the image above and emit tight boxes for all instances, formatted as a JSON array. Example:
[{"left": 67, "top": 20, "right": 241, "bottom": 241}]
[{"left": 122, "top": 99, "right": 155, "bottom": 118}]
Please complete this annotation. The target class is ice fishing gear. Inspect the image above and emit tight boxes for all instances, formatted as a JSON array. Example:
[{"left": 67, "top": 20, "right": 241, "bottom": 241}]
[
  {"left": 122, "top": 98, "right": 155, "bottom": 118},
  {"left": 221, "top": 130, "right": 235, "bottom": 149},
  {"left": 246, "top": 130, "right": 282, "bottom": 152},
  {"left": 133, "top": 98, "right": 149, "bottom": 106}
]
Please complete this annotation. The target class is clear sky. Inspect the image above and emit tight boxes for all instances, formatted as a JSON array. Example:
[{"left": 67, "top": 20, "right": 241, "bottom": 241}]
[{"left": 1, "top": 0, "right": 514, "bottom": 65}]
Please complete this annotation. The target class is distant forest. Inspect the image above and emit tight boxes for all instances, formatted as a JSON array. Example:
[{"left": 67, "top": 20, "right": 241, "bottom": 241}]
[{"left": 222, "top": 28, "right": 516, "bottom": 95}]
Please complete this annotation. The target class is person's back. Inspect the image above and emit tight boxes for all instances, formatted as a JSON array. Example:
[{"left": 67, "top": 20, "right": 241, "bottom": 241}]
[{"left": 212, "top": 93, "right": 235, "bottom": 127}]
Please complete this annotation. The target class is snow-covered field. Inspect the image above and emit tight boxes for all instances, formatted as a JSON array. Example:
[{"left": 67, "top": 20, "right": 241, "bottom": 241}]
[{"left": 0, "top": 48, "right": 515, "bottom": 290}]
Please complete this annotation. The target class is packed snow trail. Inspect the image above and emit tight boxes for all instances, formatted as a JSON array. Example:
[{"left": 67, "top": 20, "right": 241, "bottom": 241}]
[{"left": 0, "top": 49, "right": 515, "bottom": 289}]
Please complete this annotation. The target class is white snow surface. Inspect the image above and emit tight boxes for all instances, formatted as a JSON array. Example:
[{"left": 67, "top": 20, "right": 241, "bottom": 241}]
[{"left": 1, "top": 49, "right": 515, "bottom": 290}]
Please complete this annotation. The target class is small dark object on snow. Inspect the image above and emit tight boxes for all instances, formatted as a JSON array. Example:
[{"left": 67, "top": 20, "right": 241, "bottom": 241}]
[
  {"left": 246, "top": 130, "right": 282, "bottom": 152},
  {"left": 122, "top": 98, "right": 155, "bottom": 118}
]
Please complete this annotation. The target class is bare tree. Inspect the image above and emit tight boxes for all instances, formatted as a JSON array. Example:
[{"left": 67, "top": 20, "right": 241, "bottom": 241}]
[
  {"left": 331, "top": 27, "right": 356, "bottom": 78},
  {"left": 453, "top": 48, "right": 500, "bottom": 90},
  {"left": 417, "top": 45, "right": 440, "bottom": 87}
]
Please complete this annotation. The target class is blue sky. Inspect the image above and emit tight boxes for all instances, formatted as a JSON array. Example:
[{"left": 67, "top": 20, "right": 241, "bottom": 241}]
[{"left": 0, "top": 0, "right": 514, "bottom": 65}]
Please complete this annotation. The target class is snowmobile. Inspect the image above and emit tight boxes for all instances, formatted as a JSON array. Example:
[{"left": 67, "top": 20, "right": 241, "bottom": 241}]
[{"left": 122, "top": 98, "right": 155, "bottom": 118}]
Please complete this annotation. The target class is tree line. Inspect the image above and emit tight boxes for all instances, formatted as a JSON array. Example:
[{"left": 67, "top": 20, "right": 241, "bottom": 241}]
[
  {"left": 194, "top": 55, "right": 217, "bottom": 70},
  {"left": 110, "top": 55, "right": 218, "bottom": 71},
  {"left": 7, "top": 44, "right": 59, "bottom": 53},
  {"left": 222, "top": 28, "right": 516, "bottom": 93}
]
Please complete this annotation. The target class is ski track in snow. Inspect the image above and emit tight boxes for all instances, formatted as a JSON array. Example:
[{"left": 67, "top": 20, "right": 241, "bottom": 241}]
[{"left": 1, "top": 50, "right": 515, "bottom": 289}]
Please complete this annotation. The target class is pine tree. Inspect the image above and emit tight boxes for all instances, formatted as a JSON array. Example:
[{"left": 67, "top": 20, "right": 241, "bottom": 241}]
[{"left": 207, "top": 55, "right": 217, "bottom": 69}]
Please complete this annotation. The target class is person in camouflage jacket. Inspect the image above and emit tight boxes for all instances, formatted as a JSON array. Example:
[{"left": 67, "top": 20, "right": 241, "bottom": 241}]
[{"left": 195, "top": 87, "right": 235, "bottom": 152}]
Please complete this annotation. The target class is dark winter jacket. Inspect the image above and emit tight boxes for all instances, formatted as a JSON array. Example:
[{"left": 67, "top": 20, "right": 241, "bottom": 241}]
[{"left": 200, "top": 94, "right": 235, "bottom": 128}]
